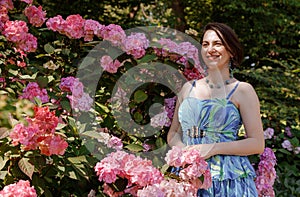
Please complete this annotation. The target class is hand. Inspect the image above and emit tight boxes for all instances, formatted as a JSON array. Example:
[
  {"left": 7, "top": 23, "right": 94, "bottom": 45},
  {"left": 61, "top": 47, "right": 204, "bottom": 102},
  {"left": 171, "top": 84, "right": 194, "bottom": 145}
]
[{"left": 185, "top": 143, "right": 216, "bottom": 159}]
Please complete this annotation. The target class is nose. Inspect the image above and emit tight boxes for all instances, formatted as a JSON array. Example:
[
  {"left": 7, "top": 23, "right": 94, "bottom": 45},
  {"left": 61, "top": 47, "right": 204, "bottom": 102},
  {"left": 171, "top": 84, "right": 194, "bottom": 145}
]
[{"left": 207, "top": 44, "right": 216, "bottom": 53}]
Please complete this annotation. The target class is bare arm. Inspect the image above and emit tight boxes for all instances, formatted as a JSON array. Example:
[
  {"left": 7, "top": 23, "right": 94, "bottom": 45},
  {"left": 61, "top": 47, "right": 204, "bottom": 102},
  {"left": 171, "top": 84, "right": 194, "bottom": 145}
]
[
  {"left": 190, "top": 82, "right": 265, "bottom": 159},
  {"left": 167, "top": 98, "right": 185, "bottom": 148},
  {"left": 167, "top": 81, "right": 194, "bottom": 148}
]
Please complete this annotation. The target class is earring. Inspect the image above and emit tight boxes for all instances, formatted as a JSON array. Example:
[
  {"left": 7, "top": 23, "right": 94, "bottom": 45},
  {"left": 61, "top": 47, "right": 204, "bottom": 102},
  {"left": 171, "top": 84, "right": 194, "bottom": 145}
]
[
  {"left": 203, "top": 65, "right": 208, "bottom": 76},
  {"left": 229, "top": 59, "right": 234, "bottom": 79}
]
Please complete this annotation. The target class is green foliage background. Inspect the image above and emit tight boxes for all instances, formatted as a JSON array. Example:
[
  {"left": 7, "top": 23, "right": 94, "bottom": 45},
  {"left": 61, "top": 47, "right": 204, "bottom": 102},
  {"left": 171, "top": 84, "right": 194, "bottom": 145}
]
[{"left": 0, "top": 0, "right": 299, "bottom": 196}]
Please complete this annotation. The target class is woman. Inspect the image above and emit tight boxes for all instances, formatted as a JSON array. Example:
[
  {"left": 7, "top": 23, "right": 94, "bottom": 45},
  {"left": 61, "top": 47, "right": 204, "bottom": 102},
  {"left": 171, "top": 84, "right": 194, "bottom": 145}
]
[{"left": 167, "top": 22, "right": 265, "bottom": 196}]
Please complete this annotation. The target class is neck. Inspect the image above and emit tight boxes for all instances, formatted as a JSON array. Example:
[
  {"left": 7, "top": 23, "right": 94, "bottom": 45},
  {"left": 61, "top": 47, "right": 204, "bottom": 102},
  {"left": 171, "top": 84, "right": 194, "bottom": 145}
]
[{"left": 205, "top": 68, "right": 233, "bottom": 89}]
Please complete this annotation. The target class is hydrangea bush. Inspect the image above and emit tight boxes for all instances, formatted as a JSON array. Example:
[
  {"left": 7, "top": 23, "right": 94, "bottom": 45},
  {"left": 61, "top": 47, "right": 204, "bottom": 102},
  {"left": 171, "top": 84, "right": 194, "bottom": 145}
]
[{"left": 0, "top": 0, "right": 298, "bottom": 196}]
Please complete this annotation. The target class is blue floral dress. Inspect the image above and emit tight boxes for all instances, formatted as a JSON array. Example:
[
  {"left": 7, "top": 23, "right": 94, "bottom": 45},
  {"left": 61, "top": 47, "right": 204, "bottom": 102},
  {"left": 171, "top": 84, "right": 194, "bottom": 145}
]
[{"left": 178, "top": 81, "right": 258, "bottom": 197}]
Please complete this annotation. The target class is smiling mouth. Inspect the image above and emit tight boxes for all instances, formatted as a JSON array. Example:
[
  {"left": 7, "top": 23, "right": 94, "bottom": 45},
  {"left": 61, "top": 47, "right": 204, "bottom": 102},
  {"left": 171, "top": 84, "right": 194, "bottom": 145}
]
[{"left": 206, "top": 55, "right": 220, "bottom": 60}]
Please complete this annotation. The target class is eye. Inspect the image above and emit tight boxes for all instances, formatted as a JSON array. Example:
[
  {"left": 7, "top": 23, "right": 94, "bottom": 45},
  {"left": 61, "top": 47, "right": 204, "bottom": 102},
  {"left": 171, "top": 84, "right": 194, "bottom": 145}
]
[
  {"left": 215, "top": 42, "right": 222, "bottom": 46},
  {"left": 202, "top": 43, "right": 208, "bottom": 47}
]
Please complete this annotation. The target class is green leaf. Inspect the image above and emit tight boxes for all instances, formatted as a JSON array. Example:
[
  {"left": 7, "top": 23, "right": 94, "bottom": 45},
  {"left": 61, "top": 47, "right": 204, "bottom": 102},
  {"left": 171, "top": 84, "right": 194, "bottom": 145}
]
[
  {"left": 0, "top": 127, "right": 9, "bottom": 139},
  {"left": 95, "top": 102, "right": 110, "bottom": 113},
  {"left": 18, "top": 157, "right": 34, "bottom": 179},
  {"left": 133, "top": 112, "right": 143, "bottom": 122},
  {"left": 0, "top": 156, "right": 9, "bottom": 170},
  {"left": 44, "top": 43, "right": 55, "bottom": 54},
  {"left": 0, "top": 171, "right": 8, "bottom": 180},
  {"left": 124, "top": 144, "right": 144, "bottom": 152},
  {"left": 19, "top": 72, "right": 38, "bottom": 80},
  {"left": 278, "top": 148, "right": 292, "bottom": 155},
  {"left": 37, "top": 76, "right": 48, "bottom": 88},
  {"left": 134, "top": 90, "right": 148, "bottom": 103},
  {"left": 61, "top": 100, "right": 71, "bottom": 112},
  {"left": 67, "top": 156, "right": 88, "bottom": 164},
  {"left": 290, "top": 137, "right": 299, "bottom": 147},
  {"left": 137, "top": 54, "right": 157, "bottom": 64}
]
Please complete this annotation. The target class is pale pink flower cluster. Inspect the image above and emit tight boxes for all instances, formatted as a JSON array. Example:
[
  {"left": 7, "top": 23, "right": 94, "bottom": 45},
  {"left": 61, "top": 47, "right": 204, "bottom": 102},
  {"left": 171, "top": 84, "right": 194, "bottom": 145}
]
[
  {"left": 43, "top": 60, "right": 59, "bottom": 70},
  {"left": 0, "top": 0, "right": 13, "bottom": 11},
  {"left": 60, "top": 76, "right": 93, "bottom": 111},
  {"left": 9, "top": 106, "right": 68, "bottom": 156},
  {"left": 100, "top": 24, "right": 126, "bottom": 46},
  {"left": 0, "top": 6, "right": 9, "bottom": 31},
  {"left": 165, "top": 146, "right": 212, "bottom": 190},
  {"left": 255, "top": 147, "right": 277, "bottom": 197},
  {"left": 84, "top": 19, "right": 104, "bottom": 41},
  {"left": 100, "top": 55, "right": 122, "bottom": 73},
  {"left": 20, "top": 82, "right": 49, "bottom": 103},
  {"left": 282, "top": 139, "right": 300, "bottom": 154},
  {"left": 21, "top": 0, "right": 33, "bottom": 4},
  {"left": 0, "top": 180, "right": 37, "bottom": 197},
  {"left": 94, "top": 150, "right": 164, "bottom": 196},
  {"left": 97, "top": 130, "right": 123, "bottom": 150},
  {"left": 137, "top": 179, "right": 195, "bottom": 197},
  {"left": 150, "top": 108, "right": 171, "bottom": 128},
  {"left": 183, "top": 67, "right": 204, "bottom": 80},
  {"left": 47, "top": 15, "right": 102, "bottom": 40},
  {"left": 24, "top": 5, "right": 47, "bottom": 27},
  {"left": 123, "top": 32, "right": 149, "bottom": 59},
  {"left": 264, "top": 127, "right": 274, "bottom": 139},
  {"left": 2, "top": 20, "right": 37, "bottom": 52},
  {"left": 156, "top": 38, "right": 203, "bottom": 73},
  {"left": 164, "top": 96, "right": 177, "bottom": 122}
]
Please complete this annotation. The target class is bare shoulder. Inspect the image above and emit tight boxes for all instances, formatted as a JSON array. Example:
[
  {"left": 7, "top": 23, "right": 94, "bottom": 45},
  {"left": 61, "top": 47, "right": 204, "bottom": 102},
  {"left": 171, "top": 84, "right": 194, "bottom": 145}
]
[
  {"left": 178, "top": 80, "right": 196, "bottom": 101},
  {"left": 237, "top": 81, "right": 256, "bottom": 94},
  {"left": 235, "top": 81, "right": 260, "bottom": 105}
]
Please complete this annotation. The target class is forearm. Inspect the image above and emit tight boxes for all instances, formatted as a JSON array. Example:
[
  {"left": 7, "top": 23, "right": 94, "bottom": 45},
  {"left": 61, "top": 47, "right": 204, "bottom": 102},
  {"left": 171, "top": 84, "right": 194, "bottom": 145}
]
[
  {"left": 211, "top": 137, "right": 265, "bottom": 156},
  {"left": 167, "top": 130, "right": 185, "bottom": 148}
]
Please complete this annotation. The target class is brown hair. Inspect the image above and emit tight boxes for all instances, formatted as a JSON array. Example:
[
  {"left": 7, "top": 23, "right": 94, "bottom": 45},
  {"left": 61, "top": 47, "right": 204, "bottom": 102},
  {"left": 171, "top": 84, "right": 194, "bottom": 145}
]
[{"left": 200, "top": 22, "right": 243, "bottom": 68}]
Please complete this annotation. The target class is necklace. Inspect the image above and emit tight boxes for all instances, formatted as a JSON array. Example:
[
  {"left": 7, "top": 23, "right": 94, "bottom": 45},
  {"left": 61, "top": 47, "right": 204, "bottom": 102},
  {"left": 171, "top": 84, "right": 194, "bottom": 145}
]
[{"left": 205, "top": 78, "right": 232, "bottom": 89}]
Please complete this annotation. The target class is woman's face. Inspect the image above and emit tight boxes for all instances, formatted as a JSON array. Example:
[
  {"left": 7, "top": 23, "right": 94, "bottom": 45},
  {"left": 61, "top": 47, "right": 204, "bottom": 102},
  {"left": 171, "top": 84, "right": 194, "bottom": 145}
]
[{"left": 201, "top": 30, "right": 232, "bottom": 69}]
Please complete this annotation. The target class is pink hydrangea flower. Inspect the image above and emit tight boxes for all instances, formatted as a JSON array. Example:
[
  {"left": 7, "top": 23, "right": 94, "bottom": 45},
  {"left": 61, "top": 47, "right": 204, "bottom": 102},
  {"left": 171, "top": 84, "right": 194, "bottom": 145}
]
[
  {"left": 17, "top": 33, "right": 37, "bottom": 52},
  {"left": 9, "top": 123, "right": 40, "bottom": 150},
  {"left": 59, "top": 76, "right": 77, "bottom": 92},
  {"left": 264, "top": 127, "right": 274, "bottom": 139},
  {"left": 107, "top": 136, "right": 123, "bottom": 150},
  {"left": 67, "top": 92, "right": 93, "bottom": 112},
  {"left": 150, "top": 109, "right": 171, "bottom": 128},
  {"left": 64, "top": 14, "right": 85, "bottom": 39},
  {"left": 165, "top": 146, "right": 212, "bottom": 190},
  {"left": 24, "top": 5, "right": 47, "bottom": 27},
  {"left": 282, "top": 139, "right": 293, "bottom": 151},
  {"left": 165, "top": 146, "right": 184, "bottom": 167},
  {"left": 84, "top": 19, "right": 104, "bottom": 41},
  {"left": 0, "top": 6, "right": 9, "bottom": 31},
  {"left": 31, "top": 106, "right": 59, "bottom": 132},
  {"left": 255, "top": 148, "right": 277, "bottom": 197},
  {"left": 0, "top": 180, "right": 37, "bottom": 197},
  {"left": 20, "top": 0, "right": 33, "bottom": 4},
  {"left": 99, "top": 24, "right": 126, "bottom": 46},
  {"left": 138, "top": 179, "right": 195, "bottom": 197},
  {"left": 95, "top": 150, "right": 164, "bottom": 195},
  {"left": 9, "top": 106, "right": 67, "bottom": 156},
  {"left": 60, "top": 76, "right": 93, "bottom": 111},
  {"left": 46, "top": 15, "right": 66, "bottom": 34},
  {"left": 164, "top": 96, "right": 176, "bottom": 121},
  {"left": 123, "top": 32, "right": 149, "bottom": 59},
  {"left": 2, "top": 20, "right": 28, "bottom": 43},
  {"left": 100, "top": 55, "right": 122, "bottom": 73},
  {"left": 39, "top": 134, "right": 68, "bottom": 156},
  {"left": 0, "top": 0, "right": 14, "bottom": 10},
  {"left": 20, "top": 82, "right": 49, "bottom": 103}
]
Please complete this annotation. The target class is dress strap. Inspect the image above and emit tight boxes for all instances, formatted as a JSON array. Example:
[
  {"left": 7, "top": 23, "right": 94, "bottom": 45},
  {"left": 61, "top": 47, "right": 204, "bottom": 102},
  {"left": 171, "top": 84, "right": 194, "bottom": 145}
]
[
  {"left": 189, "top": 80, "right": 197, "bottom": 93},
  {"left": 226, "top": 82, "right": 240, "bottom": 100}
]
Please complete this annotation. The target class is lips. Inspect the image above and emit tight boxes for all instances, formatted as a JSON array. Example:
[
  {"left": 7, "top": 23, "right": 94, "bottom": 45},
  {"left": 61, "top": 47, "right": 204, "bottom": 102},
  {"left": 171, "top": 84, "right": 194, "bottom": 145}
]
[{"left": 206, "top": 55, "right": 220, "bottom": 60}]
